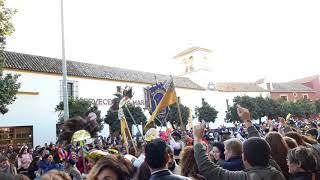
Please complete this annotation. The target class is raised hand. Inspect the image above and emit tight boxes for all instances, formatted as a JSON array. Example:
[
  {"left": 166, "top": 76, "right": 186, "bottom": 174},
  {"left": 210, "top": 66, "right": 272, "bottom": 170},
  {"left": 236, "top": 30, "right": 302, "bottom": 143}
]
[
  {"left": 236, "top": 105, "right": 253, "bottom": 128},
  {"left": 193, "top": 120, "right": 205, "bottom": 144}
]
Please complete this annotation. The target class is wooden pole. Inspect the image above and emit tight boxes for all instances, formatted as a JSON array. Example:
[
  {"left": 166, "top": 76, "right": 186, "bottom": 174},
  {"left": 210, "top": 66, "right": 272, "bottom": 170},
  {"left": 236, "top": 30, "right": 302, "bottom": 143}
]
[
  {"left": 176, "top": 97, "right": 185, "bottom": 131},
  {"left": 124, "top": 119, "right": 137, "bottom": 154}
]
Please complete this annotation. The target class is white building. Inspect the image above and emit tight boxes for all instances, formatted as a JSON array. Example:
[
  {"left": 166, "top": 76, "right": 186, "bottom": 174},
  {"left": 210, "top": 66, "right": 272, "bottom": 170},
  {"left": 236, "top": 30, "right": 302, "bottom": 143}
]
[{"left": 1, "top": 49, "right": 269, "bottom": 148}]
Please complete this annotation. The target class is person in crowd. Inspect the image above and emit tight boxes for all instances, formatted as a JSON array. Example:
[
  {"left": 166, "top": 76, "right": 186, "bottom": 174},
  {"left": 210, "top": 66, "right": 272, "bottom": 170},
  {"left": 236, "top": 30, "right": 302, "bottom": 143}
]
[
  {"left": 169, "top": 131, "right": 184, "bottom": 164},
  {"left": 86, "top": 149, "right": 108, "bottom": 173},
  {"left": 217, "top": 138, "right": 244, "bottom": 171},
  {"left": 287, "top": 146, "right": 318, "bottom": 180},
  {"left": 133, "top": 142, "right": 145, "bottom": 168},
  {"left": 265, "top": 132, "right": 290, "bottom": 179},
  {"left": 17, "top": 146, "right": 33, "bottom": 174},
  {"left": 145, "top": 138, "right": 190, "bottom": 180},
  {"left": 209, "top": 142, "right": 225, "bottom": 163},
  {"left": 87, "top": 155, "right": 131, "bottom": 180},
  {"left": 284, "top": 137, "right": 298, "bottom": 149},
  {"left": 305, "top": 128, "right": 319, "bottom": 142},
  {"left": 38, "top": 154, "right": 63, "bottom": 175},
  {"left": 0, "top": 172, "right": 15, "bottom": 180},
  {"left": 63, "top": 159, "right": 83, "bottom": 180},
  {"left": 48, "top": 144, "right": 61, "bottom": 164},
  {"left": 135, "top": 162, "right": 151, "bottom": 180},
  {"left": 285, "top": 132, "right": 308, "bottom": 147},
  {"left": 166, "top": 147, "right": 181, "bottom": 175},
  {"left": 193, "top": 106, "right": 286, "bottom": 180},
  {"left": 6, "top": 145, "right": 17, "bottom": 161},
  {"left": 40, "top": 170, "right": 71, "bottom": 180},
  {"left": 27, "top": 156, "right": 41, "bottom": 180},
  {"left": 0, "top": 155, "right": 17, "bottom": 176},
  {"left": 180, "top": 146, "right": 205, "bottom": 180}
]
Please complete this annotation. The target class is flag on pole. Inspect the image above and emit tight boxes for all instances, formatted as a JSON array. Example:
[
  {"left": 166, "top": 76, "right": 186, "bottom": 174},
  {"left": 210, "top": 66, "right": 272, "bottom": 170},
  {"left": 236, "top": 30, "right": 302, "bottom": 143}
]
[{"left": 144, "top": 78, "right": 177, "bottom": 131}]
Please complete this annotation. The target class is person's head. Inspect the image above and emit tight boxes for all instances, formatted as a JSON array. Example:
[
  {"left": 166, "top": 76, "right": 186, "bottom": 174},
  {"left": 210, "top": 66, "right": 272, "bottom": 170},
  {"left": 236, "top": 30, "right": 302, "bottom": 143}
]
[
  {"left": 265, "top": 132, "right": 288, "bottom": 164},
  {"left": 242, "top": 137, "right": 271, "bottom": 169},
  {"left": 285, "top": 132, "right": 306, "bottom": 146},
  {"left": 71, "top": 151, "right": 77, "bottom": 162},
  {"left": 210, "top": 142, "right": 225, "bottom": 162},
  {"left": 287, "top": 146, "right": 317, "bottom": 174},
  {"left": 165, "top": 146, "right": 175, "bottom": 169},
  {"left": 305, "top": 128, "right": 318, "bottom": 140},
  {"left": 180, "top": 146, "right": 200, "bottom": 178},
  {"left": 145, "top": 138, "right": 168, "bottom": 170},
  {"left": 63, "top": 159, "right": 76, "bottom": 169},
  {"left": 28, "top": 148, "right": 33, "bottom": 155},
  {"left": 223, "top": 138, "right": 242, "bottom": 160},
  {"left": 283, "top": 137, "right": 298, "bottom": 149},
  {"left": 88, "top": 155, "right": 130, "bottom": 180},
  {"left": 0, "top": 156, "right": 9, "bottom": 169},
  {"left": 40, "top": 170, "right": 71, "bottom": 180},
  {"left": 172, "top": 132, "right": 181, "bottom": 141},
  {"left": 43, "top": 154, "right": 54, "bottom": 163},
  {"left": 302, "top": 135, "right": 318, "bottom": 145},
  {"left": 19, "top": 147, "right": 28, "bottom": 157}
]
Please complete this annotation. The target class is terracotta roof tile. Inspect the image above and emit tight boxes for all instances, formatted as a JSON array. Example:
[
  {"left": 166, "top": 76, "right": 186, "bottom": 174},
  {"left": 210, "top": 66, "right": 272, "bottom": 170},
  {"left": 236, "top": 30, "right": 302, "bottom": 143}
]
[{"left": 4, "top": 51, "right": 205, "bottom": 90}]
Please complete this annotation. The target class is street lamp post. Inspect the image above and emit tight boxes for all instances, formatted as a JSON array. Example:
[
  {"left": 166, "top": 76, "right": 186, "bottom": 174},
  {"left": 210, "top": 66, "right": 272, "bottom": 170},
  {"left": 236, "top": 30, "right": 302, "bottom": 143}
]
[{"left": 60, "top": 0, "right": 69, "bottom": 121}]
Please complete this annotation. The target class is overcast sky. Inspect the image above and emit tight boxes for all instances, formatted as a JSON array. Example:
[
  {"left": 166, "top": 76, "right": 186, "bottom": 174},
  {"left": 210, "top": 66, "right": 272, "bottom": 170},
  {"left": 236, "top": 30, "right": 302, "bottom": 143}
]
[{"left": 5, "top": 0, "right": 320, "bottom": 82}]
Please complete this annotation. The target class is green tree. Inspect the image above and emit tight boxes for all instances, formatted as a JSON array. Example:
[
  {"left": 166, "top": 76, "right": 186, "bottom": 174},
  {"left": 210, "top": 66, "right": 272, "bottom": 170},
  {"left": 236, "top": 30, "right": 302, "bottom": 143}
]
[
  {"left": 0, "top": 0, "right": 20, "bottom": 114},
  {"left": 166, "top": 103, "right": 189, "bottom": 129},
  {"left": 195, "top": 98, "right": 218, "bottom": 124},
  {"left": 55, "top": 98, "right": 104, "bottom": 131}
]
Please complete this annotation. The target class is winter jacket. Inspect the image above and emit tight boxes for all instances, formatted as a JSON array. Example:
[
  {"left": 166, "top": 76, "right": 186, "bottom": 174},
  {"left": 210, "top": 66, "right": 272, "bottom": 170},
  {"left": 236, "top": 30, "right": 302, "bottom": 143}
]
[
  {"left": 38, "top": 160, "right": 62, "bottom": 174},
  {"left": 217, "top": 155, "right": 244, "bottom": 171},
  {"left": 194, "top": 143, "right": 286, "bottom": 180},
  {"left": 289, "top": 172, "right": 319, "bottom": 180}
]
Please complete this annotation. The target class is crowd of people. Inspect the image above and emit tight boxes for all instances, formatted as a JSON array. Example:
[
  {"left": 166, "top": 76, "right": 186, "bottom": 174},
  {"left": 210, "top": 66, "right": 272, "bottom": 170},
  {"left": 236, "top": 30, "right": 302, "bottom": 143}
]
[{"left": 0, "top": 106, "right": 319, "bottom": 180}]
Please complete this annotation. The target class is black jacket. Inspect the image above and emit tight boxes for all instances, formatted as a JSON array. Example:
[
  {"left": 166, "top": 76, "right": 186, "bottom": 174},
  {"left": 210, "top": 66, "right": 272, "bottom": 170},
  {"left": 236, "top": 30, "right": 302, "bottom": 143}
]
[
  {"left": 218, "top": 155, "right": 244, "bottom": 171},
  {"left": 290, "top": 172, "right": 318, "bottom": 180},
  {"left": 149, "top": 169, "right": 190, "bottom": 180}
]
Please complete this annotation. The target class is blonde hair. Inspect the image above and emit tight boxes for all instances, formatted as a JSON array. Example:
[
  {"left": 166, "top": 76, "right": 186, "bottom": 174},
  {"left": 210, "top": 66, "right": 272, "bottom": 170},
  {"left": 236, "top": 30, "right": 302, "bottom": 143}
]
[
  {"left": 39, "top": 170, "right": 71, "bottom": 180},
  {"left": 224, "top": 138, "right": 243, "bottom": 156}
]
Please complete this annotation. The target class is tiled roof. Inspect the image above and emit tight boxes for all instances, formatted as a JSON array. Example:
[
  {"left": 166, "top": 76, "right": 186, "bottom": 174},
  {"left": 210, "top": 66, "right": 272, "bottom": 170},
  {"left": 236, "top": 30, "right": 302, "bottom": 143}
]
[
  {"left": 3, "top": 51, "right": 205, "bottom": 90},
  {"left": 271, "top": 83, "right": 316, "bottom": 92},
  {"left": 173, "top": 46, "right": 212, "bottom": 59},
  {"left": 215, "top": 82, "right": 268, "bottom": 92}
]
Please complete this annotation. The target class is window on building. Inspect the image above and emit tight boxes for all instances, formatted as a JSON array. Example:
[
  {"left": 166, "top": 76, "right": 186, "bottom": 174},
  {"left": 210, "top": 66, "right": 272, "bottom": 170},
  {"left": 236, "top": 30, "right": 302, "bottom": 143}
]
[
  {"left": 67, "top": 82, "right": 74, "bottom": 97},
  {"left": 280, "top": 95, "right": 288, "bottom": 101},
  {"left": 60, "top": 80, "right": 78, "bottom": 101},
  {"left": 303, "top": 94, "right": 309, "bottom": 99}
]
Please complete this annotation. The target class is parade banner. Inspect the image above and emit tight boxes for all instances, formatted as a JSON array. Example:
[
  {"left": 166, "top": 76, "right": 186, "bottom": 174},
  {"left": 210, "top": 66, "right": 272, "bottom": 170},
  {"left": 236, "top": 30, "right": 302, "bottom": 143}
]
[
  {"left": 145, "top": 79, "right": 177, "bottom": 131},
  {"left": 148, "top": 82, "right": 169, "bottom": 124}
]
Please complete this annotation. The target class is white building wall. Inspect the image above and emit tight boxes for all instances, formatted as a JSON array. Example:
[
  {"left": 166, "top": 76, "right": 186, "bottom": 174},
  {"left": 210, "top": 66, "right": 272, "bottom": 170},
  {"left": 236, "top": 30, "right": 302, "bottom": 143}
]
[{"left": 1, "top": 70, "right": 270, "bottom": 147}]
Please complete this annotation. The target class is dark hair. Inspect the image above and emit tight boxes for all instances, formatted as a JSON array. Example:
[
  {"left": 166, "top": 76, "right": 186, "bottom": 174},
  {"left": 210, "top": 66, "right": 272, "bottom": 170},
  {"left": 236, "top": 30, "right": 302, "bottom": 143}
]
[
  {"left": 0, "top": 155, "right": 8, "bottom": 162},
  {"left": 283, "top": 137, "right": 298, "bottom": 149},
  {"left": 145, "top": 138, "right": 167, "bottom": 169},
  {"left": 302, "top": 135, "right": 318, "bottom": 145},
  {"left": 136, "top": 162, "right": 151, "bottom": 180},
  {"left": 211, "top": 142, "right": 225, "bottom": 160},
  {"left": 285, "top": 132, "right": 306, "bottom": 146},
  {"left": 305, "top": 128, "right": 318, "bottom": 140},
  {"left": 287, "top": 146, "right": 317, "bottom": 172},
  {"left": 18, "top": 147, "right": 28, "bottom": 158},
  {"left": 243, "top": 137, "right": 271, "bottom": 167},
  {"left": 265, "top": 132, "right": 289, "bottom": 179},
  {"left": 88, "top": 155, "right": 130, "bottom": 180}
]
